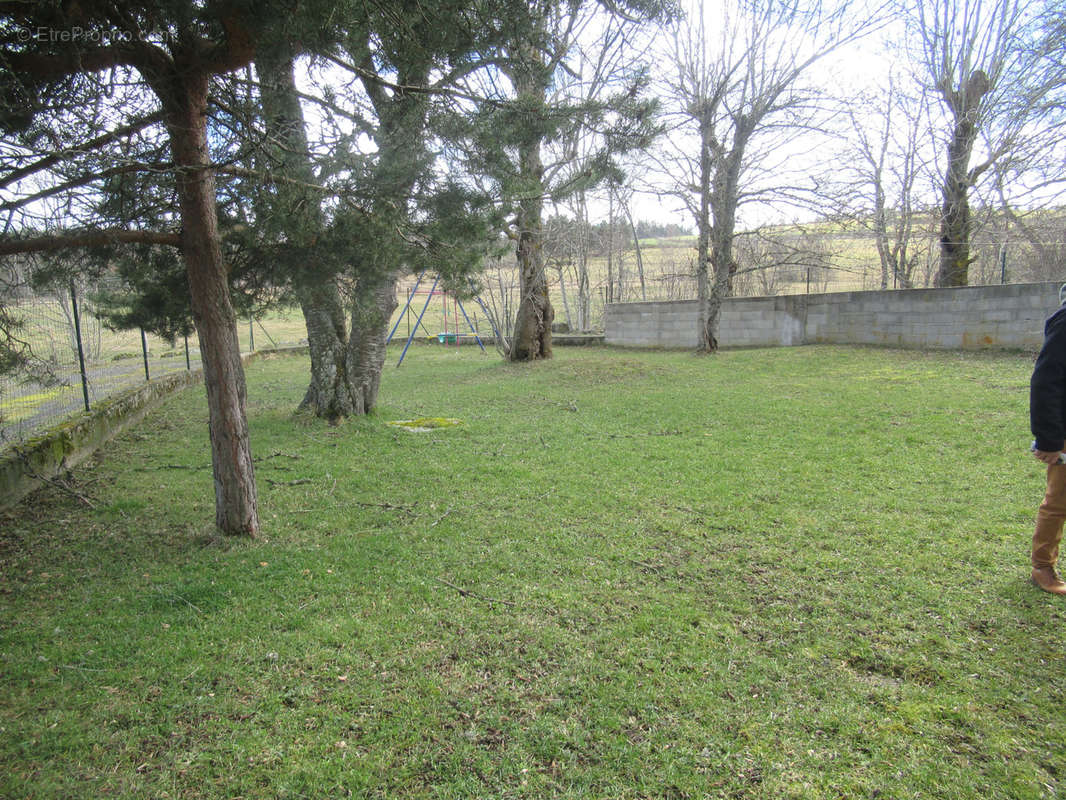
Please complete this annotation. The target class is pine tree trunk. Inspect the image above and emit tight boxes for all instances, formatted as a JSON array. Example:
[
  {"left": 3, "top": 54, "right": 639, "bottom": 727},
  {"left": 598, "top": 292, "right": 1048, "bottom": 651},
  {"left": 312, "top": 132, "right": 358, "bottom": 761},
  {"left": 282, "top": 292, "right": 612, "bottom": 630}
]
[
  {"left": 345, "top": 273, "right": 398, "bottom": 413},
  {"left": 257, "top": 46, "right": 359, "bottom": 421},
  {"left": 510, "top": 134, "right": 553, "bottom": 359},
  {"left": 512, "top": 200, "right": 554, "bottom": 361},
  {"left": 166, "top": 75, "right": 258, "bottom": 536},
  {"left": 298, "top": 283, "right": 357, "bottom": 420}
]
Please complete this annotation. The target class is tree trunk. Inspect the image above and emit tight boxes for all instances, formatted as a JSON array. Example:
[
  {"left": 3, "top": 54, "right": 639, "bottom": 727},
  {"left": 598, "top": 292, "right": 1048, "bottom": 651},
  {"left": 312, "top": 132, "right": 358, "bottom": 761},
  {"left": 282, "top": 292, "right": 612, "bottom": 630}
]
[
  {"left": 696, "top": 114, "right": 714, "bottom": 351},
  {"left": 256, "top": 46, "right": 359, "bottom": 421},
  {"left": 509, "top": 114, "right": 553, "bottom": 359},
  {"left": 936, "top": 72, "right": 989, "bottom": 288},
  {"left": 346, "top": 273, "right": 398, "bottom": 413},
  {"left": 606, "top": 191, "right": 615, "bottom": 305},
  {"left": 622, "top": 197, "right": 647, "bottom": 301},
  {"left": 512, "top": 201, "right": 554, "bottom": 360},
  {"left": 576, "top": 190, "right": 590, "bottom": 332},
  {"left": 873, "top": 181, "right": 890, "bottom": 289},
  {"left": 166, "top": 75, "right": 258, "bottom": 536},
  {"left": 706, "top": 150, "right": 743, "bottom": 353},
  {"left": 298, "top": 283, "right": 358, "bottom": 420},
  {"left": 937, "top": 126, "right": 976, "bottom": 287}
]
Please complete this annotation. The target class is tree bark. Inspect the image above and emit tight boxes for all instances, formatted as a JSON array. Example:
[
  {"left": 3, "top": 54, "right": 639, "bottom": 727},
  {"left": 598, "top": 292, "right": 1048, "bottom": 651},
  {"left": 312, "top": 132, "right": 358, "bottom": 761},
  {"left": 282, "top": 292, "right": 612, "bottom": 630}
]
[
  {"left": 873, "top": 180, "right": 891, "bottom": 289},
  {"left": 512, "top": 189, "right": 554, "bottom": 361},
  {"left": 165, "top": 74, "right": 259, "bottom": 536},
  {"left": 298, "top": 283, "right": 357, "bottom": 419},
  {"left": 937, "top": 128, "right": 977, "bottom": 287},
  {"left": 696, "top": 112, "right": 714, "bottom": 351},
  {"left": 576, "top": 190, "right": 591, "bottom": 332},
  {"left": 706, "top": 145, "right": 744, "bottom": 353},
  {"left": 510, "top": 133, "right": 553, "bottom": 360},
  {"left": 936, "top": 71, "right": 990, "bottom": 288},
  {"left": 346, "top": 273, "right": 398, "bottom": 413}
]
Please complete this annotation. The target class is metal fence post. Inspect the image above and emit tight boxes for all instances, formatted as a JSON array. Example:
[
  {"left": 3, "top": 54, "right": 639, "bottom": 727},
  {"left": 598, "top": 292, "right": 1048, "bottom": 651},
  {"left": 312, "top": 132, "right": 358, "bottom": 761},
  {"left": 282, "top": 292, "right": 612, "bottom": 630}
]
[
  {"left": 140, "top": 328, "right": 150, "bottom": 381},
  {"left": 184, "top": 334, "right": 191, "bottom": 370},
  {"left": 69, "top": 280, "right": 91, "bottom": 413},
  {"left": 249, "top": 318, "right": 254, "bottom": 353}
]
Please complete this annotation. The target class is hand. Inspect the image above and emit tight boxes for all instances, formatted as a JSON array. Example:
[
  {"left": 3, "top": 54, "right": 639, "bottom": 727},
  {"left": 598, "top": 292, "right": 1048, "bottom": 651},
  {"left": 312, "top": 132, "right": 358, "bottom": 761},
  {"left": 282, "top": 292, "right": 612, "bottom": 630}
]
[{"left": 1034, "top": 449, "right": 1065, "bottom": 465}]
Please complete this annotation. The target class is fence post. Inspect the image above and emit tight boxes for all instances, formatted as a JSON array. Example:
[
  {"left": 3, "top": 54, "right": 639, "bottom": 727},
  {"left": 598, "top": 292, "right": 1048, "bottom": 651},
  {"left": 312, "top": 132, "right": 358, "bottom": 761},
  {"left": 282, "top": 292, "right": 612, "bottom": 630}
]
[
  {"left": 184, "top": 334, "right": 191, "bottom": 370},
  {"left": 140, "top": 328, "right": 150, "bottom": 381},
  {"left": 69, "top": 280, "right": 91, "bottom": 413},
  {"left": 249, "top": 318, "right": 254, "bottom": 353}
]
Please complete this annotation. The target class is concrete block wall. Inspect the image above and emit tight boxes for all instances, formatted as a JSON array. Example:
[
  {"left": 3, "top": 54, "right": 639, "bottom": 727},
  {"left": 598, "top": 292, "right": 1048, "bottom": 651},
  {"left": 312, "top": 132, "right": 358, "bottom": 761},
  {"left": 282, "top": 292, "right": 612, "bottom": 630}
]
[{"left": 605, "top": 281, "right": 1061, "bottom": 351}]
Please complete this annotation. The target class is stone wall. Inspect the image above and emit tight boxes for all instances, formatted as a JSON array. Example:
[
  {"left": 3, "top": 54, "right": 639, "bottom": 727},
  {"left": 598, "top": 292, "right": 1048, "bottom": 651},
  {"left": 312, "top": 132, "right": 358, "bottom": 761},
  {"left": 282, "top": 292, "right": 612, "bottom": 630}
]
[
  {"left": 0, "top": 347, "right": 302, "bottom": 510},
  {"left": 605, "top": 282, "right": 1060, "bottom": 351}
]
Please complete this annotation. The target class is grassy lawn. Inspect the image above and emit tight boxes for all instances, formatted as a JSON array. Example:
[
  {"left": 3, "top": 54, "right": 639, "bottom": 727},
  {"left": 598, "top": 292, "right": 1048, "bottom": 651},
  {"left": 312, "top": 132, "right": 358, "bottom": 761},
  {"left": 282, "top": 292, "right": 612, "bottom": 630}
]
[{"left": 1, "top": 344, "right": 1062, "bottom": 799}]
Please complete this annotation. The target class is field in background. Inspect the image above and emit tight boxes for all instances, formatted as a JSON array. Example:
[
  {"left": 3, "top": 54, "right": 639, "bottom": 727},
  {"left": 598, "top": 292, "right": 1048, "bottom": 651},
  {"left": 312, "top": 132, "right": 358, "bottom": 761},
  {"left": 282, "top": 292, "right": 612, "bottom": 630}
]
[
  {"left": 5, "top": 213, "right": 1053, "bottom": 445},
  {"left": 2, "top": 345, "right": 1061, "bottom": 799}
]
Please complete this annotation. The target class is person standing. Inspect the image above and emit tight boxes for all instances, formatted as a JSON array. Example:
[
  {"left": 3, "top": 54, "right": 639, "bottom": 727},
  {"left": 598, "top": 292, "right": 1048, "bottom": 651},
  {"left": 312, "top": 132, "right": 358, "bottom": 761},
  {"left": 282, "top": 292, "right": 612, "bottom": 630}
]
[{"left": 1030, "top": 284, "right": 1066, "bottom": 594}]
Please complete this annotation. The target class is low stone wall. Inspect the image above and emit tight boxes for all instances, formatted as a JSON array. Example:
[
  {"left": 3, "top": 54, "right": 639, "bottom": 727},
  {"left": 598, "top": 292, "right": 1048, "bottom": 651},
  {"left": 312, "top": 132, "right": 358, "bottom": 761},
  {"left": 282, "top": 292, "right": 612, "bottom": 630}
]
[
  {"left": 0, "top": 368, "right": 202, "bottom": 509},
  {"left": 0, "top": 347, "right": 304, "bottom": 510},
  {"left": 605, "top": 282, "right": 1060, "bottom": 351}
]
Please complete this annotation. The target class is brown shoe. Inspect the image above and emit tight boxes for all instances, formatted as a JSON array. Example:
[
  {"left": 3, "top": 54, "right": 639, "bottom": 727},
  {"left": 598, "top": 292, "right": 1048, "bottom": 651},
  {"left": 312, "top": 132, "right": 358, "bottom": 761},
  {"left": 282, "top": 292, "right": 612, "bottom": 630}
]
[{"left": 1032, "top": 566, "right": 1066, "bottom": 595}]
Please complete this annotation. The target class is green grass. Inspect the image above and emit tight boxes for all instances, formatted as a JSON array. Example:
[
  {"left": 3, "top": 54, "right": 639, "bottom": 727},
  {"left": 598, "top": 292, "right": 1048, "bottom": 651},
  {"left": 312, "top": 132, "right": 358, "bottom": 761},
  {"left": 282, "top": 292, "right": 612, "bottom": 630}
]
[{"left": 1, "top": 344, "right": 1062, "bottom": 799}]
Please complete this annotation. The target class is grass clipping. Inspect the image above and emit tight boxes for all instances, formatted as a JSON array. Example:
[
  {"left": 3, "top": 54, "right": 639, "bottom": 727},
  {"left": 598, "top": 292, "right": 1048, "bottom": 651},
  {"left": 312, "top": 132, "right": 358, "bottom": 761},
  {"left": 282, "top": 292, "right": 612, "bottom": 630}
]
[{"left": 386, "top": 416, "right": 463, "bottom": 433}]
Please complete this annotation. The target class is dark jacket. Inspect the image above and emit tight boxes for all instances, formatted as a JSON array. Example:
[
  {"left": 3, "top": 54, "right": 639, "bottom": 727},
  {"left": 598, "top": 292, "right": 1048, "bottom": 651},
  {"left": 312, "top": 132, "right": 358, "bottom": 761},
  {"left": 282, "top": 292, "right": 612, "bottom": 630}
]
[{"left": 1031, "top": 303, "right": 1066, "bottom": 452}]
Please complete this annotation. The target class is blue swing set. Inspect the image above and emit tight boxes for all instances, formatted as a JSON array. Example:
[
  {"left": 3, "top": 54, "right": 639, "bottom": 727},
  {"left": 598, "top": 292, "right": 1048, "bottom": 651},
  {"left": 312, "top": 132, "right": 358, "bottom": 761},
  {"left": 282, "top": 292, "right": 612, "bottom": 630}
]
[{"left": 386, "top": 271, "right": 500, "bottom": 366}]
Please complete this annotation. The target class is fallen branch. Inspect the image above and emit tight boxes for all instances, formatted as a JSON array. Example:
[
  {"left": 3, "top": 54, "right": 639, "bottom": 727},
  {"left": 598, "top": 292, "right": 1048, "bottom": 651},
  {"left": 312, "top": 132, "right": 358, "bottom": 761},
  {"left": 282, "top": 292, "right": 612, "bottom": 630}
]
[
  {"left": 263, "top": 478, "right": 312, "bottom": 487},
  {"left": 354, "top": 501, "right": 415, "bottom": 513},
  {"left": 255, "top": 451, "right": 302, "bottom": 463},
  {"left": 435, "top": 578, "right": 516, "bottom": 608},
  {"left": 430, "top": 506, "right": 455, "bottom": 527},
  {"left": 15, "top": 454, "right": 97, "bottom": 508}
]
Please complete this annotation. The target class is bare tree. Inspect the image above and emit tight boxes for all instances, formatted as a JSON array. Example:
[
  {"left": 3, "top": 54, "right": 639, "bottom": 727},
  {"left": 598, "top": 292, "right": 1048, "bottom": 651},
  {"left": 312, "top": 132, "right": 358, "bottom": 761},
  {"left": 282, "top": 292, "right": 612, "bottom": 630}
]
[
  {"left": 613, "top": 182, "right": 648, "bottom": 301},
  {"left": 832, "top": 77, "right": 932, "bottom": 289},
  {"left": 988, "top": 6, "right": 1066, "bottom": 279},
  {"left": 732, "top": 226, "right": 837, "bottom": 296},
  {"left": 657, "top": 0, "right": 885, "bottom": 351},
  {"left": 567, "top": 189, "right": 594, "bottom": 330},
  {"left": 911, "top": 0, "right": 1066, "bottom": 286}
]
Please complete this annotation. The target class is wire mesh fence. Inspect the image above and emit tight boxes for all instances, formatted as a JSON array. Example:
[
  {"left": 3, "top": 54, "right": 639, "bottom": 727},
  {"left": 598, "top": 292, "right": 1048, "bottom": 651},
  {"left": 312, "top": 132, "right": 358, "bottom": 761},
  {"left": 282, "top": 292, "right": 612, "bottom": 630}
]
[
  {"left": 0, "top": 276, "right": 313, "bottom": 450},
  {"left": 0, "top": 279, "right": 205, "bottom": 448}
]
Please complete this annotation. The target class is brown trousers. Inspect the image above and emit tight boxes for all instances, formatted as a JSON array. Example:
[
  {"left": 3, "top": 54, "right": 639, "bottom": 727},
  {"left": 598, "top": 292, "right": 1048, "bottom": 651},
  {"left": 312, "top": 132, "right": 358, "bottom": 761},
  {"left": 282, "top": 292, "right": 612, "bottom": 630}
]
[{"left": 1033, "top": 464, "right": 1066, "bottom": 568}]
